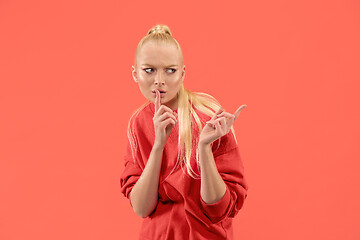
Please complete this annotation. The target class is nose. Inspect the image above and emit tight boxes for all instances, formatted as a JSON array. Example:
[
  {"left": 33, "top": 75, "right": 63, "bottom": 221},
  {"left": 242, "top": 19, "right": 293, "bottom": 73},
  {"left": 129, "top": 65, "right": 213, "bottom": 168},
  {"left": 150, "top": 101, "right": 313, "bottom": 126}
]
[{"left": 154, "top": 71, "right": 165, "bottom": 86}]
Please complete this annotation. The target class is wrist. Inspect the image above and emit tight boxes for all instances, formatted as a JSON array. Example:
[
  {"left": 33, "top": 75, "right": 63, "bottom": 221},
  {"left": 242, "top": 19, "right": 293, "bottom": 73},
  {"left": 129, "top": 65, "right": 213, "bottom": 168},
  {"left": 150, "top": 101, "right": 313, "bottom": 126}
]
[
  {"left": 153, "top": 142, "right": 165, "bottom": 152},
  {"left": 197, "top": 142, "right": 214, "bottom": 164},
  {"left": 198, "top": 141, "right": 212, "bottom": 150}
]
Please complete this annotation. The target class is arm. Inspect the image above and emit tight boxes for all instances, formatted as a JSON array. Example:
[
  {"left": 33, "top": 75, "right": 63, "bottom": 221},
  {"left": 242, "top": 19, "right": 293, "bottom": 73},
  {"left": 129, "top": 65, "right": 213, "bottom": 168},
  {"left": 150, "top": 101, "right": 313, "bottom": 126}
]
[
  {"left": 130, "top": 143, "right": 164, "bottom": 218},
  {"left": 126, "top": 90, "right": 177, "bottom": 218},
  {"left": 198, "top": 133, "right": 248, "bottom": 224},
  {"left": 198, "top": 142, "right": 227, "bottom": 204},
  {"left": 197, "top": 105, "right": 248, "bottom": 223}
]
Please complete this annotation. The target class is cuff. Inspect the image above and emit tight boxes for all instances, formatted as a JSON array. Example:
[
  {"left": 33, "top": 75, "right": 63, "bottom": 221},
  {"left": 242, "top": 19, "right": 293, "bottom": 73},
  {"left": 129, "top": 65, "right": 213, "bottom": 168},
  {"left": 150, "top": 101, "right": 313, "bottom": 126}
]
[{"left": 200, "top": 186, "right": 231, "bottom": 223}]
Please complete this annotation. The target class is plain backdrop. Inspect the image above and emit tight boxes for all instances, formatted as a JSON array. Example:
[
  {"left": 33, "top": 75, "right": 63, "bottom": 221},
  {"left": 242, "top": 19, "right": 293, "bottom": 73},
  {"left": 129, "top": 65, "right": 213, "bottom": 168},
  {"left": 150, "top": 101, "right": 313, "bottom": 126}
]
[{"left": 1, "top": 0, "right": 359, "bottom": 239}]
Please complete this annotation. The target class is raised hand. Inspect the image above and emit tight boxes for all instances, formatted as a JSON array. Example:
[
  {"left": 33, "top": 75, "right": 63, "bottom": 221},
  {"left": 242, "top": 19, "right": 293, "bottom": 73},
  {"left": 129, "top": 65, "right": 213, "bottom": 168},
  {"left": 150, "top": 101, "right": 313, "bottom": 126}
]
[
  {"left": 198, "top": 105, "right": 247, "bottom": 146},
  {"left": 153, "top": 89, "right": 178, "bottom": 149}
]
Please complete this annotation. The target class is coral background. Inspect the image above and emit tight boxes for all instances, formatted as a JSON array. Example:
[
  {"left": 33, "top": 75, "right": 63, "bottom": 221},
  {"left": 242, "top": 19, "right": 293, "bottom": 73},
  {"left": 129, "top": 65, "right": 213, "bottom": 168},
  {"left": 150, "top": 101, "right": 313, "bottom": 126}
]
[{"left": 1, "top": 0, "right": 359, "bottom": 239}]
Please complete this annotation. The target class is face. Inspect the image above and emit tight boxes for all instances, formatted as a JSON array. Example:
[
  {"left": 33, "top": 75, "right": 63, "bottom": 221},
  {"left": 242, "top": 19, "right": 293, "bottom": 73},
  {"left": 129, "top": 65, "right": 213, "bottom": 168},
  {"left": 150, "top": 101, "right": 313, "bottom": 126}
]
[{"left": 132, "top": 41, "right": 185, "bottom": 111}]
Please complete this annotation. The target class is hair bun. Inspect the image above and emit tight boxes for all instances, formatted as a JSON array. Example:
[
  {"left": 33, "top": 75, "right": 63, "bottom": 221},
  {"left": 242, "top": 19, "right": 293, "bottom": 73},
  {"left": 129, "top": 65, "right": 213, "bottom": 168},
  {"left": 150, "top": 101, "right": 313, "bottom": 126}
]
[{"left": 147, "top": 24, "right": 172, "bottom": 36}]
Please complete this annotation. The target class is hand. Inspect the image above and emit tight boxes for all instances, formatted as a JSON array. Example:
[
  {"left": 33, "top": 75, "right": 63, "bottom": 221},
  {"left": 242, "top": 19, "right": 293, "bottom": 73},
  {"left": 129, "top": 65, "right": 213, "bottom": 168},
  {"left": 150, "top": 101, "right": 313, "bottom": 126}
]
[
  {"left": 153, "top": 89, "right": 178, "bottom": 149},
  {"left": 198, "top": 105, "right": 247, "bottom": 146}
]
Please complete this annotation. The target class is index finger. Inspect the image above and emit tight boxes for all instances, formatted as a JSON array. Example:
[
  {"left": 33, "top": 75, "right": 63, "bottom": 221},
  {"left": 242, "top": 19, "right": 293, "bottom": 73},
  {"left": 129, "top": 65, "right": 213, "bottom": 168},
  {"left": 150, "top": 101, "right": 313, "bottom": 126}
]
[
  {"left": 154, "top": 89, "right": 161, "bottom": 113},
  {"left": 234, "top": 104, "right": 247, "bottom": 120}
]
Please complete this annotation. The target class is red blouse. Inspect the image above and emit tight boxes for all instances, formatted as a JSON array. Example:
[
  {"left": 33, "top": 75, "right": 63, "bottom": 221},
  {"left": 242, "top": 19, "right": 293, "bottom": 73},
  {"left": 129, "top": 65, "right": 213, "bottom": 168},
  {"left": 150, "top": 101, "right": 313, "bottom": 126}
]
[{"left": 120, "top": 102, "right": 248, "bottom": 240}]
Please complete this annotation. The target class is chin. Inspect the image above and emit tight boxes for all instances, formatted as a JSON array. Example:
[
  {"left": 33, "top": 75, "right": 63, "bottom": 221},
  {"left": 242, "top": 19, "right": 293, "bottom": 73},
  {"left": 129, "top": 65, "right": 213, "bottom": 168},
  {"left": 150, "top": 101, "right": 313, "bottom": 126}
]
[{"left": 147, "top": 95, "right": 164, "bottom": 103}]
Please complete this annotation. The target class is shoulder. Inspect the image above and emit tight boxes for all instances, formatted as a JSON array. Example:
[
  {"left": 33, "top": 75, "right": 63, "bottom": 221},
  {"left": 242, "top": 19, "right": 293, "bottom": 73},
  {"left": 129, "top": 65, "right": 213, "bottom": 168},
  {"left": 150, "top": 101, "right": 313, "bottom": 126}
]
[
  {"left": 127, "top": 101, "right": 155, "bottom": 143},
  {"left": 128, "top": 101, "right": 153, "bottom": 128}
]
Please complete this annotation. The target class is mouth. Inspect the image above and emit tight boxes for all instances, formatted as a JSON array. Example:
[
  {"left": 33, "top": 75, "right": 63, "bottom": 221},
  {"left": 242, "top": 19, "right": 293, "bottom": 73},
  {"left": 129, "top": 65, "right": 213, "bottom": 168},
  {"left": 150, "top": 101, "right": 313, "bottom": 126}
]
[
  {"left": 152, "top": 90, "right": 166, "bottom": 93},
  {"left": 152, "top": 90, "right": 166, "bottom": 98}
]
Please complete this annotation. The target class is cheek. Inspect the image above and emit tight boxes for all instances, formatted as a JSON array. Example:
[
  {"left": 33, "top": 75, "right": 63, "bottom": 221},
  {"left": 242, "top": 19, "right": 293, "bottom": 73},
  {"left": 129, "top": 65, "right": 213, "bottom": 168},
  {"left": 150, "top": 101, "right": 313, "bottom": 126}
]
[
  {"left": 171, "top": 76, "right": 183, "bottom": 87},
  {"left": 138, "top": 71, "right": 150, "bottom": 81},
  {"left": 138, "top": 82, "right": 152, "bottom": 92},
  {"left": 137, "top": 73, "right": 152, "bottom": 84}
]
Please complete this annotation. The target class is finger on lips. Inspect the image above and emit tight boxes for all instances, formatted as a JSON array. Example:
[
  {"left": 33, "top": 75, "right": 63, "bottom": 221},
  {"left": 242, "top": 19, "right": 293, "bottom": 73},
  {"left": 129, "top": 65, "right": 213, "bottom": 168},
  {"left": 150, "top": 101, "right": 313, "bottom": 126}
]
[
  {"left": 154, "top": 89, "right": 177, "bottom": 121},
  {"left": 155, "top": 89, "right": 161, "bottom": 113}
]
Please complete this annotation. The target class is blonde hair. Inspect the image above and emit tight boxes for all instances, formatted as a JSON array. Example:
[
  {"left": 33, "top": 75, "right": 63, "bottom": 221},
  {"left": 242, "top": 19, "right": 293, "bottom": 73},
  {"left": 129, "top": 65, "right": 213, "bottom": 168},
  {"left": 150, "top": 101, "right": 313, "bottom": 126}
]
[
  {"left": 134, "top": 24, "right": 183, "bottom": 67},
  {"left": 128, "top": 24, "right": 237, "bottom": 179}
]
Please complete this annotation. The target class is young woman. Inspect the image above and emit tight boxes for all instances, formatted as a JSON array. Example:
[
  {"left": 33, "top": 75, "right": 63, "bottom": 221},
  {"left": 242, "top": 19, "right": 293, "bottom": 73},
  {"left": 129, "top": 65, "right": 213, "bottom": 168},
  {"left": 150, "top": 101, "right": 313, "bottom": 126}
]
[{"left": 120, "top": 24, "right": 248, "bottom": 240}]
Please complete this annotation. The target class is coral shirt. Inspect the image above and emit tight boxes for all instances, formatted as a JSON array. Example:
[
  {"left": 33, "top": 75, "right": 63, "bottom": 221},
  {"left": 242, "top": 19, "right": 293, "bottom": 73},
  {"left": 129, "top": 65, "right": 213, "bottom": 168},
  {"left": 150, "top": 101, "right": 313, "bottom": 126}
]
[{"left": 120, "top": 102, "right": 248, "bottom": 240}]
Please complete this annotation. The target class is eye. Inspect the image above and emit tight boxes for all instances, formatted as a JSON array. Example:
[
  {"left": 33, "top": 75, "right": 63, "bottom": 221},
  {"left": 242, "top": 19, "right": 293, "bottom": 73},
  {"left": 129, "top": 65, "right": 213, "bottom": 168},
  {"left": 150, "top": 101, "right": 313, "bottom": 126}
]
[
  {"left": 144, "top": 68, "right": 154, "bottom": 73},
  {"left": 167, "top": 68, "right": 176, "bottom": 73}
]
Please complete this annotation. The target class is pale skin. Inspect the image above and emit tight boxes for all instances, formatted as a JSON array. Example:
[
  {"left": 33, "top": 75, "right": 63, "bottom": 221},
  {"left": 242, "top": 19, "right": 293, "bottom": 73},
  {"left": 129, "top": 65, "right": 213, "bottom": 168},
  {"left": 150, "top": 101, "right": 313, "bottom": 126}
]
[
  {"left": 129, "top": 89, "right": 178, "bottom": 218},
  {"left": 198, "top": 105, "right": 246, "bottom": 204},
  {"left": 129, "top": 40, "right": 246, "bottom": 218}
]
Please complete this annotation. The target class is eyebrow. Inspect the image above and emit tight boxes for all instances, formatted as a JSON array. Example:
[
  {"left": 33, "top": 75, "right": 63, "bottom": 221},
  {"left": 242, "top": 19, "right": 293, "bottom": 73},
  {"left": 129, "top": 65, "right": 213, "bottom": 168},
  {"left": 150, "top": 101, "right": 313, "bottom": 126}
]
[{"left": 141, "top": 64, "right": 178, "bottom": 68}]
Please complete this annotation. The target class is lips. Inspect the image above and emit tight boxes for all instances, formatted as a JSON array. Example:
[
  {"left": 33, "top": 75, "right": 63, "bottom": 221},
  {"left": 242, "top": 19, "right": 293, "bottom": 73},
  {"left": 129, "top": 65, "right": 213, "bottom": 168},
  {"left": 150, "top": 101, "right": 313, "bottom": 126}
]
[
  {"left": 152, "top": 89, "right": 166, "bottom": 93},
  {"left": 152, "top": 90, "right": 166, "bottom": 98}
]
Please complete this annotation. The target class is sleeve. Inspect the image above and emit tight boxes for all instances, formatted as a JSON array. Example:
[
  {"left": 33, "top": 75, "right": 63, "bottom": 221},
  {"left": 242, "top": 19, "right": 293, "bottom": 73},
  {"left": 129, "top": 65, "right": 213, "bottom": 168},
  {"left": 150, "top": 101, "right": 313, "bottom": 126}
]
[
  {"left": 119, "top": 131, "right": 143, "bottom": 207},
  {"left": 199, "top": 130, "right": 249, "bottom": 224}
]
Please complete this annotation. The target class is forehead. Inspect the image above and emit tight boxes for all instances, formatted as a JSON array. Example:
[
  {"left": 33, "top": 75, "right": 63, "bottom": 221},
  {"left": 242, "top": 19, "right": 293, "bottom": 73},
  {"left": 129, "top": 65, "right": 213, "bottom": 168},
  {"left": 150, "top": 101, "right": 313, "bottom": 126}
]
[{"left": 137, "top": 41, "right": 182, "bottom": 66}]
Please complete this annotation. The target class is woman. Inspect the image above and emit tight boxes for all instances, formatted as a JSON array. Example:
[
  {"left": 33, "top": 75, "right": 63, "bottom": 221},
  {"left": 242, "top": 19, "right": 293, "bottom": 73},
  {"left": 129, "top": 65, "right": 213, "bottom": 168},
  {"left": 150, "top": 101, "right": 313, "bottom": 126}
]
[{"left": 120, "top": 24, "right": 248, "bottom": 240}]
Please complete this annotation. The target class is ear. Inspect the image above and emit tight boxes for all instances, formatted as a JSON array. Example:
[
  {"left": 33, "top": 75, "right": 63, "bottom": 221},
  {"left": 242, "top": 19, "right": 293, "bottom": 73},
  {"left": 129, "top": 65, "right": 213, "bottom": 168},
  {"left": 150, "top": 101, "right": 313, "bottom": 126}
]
[
  {"left": 180, "top": 65, "right": 186, "bottom": 83},
  {"left": 132, "top": 65, "right": 138, "bottom": 83}
]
